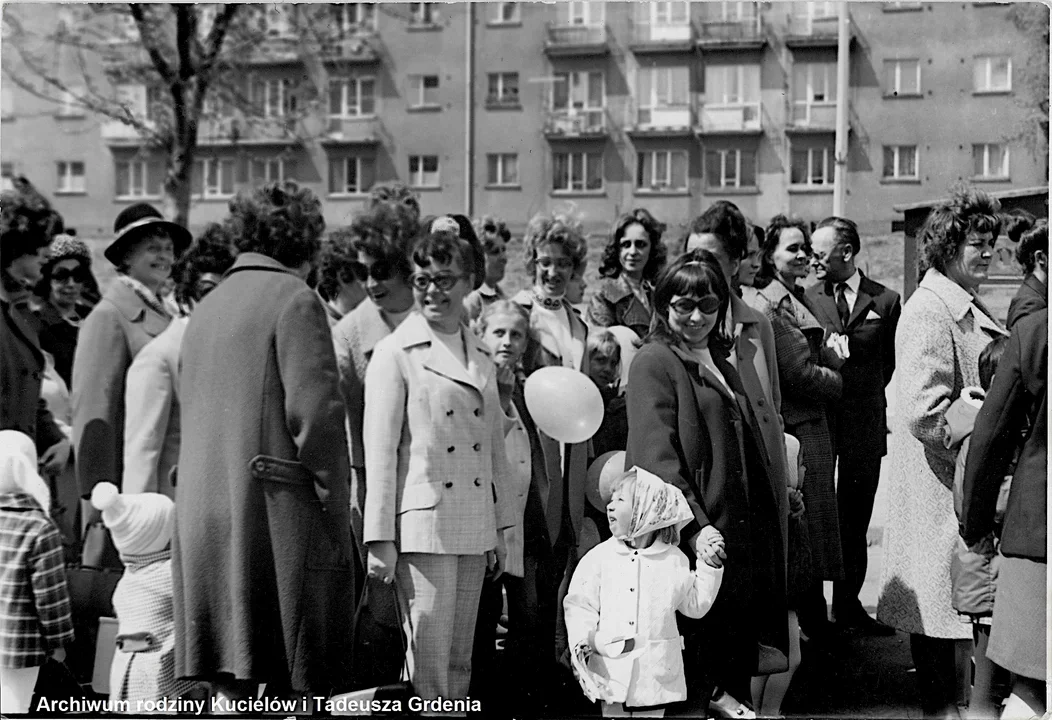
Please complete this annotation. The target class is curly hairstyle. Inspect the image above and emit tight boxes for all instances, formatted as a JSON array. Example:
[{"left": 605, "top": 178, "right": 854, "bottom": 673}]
[
  {"left": 317, "top": 229, "right": 360, "bottom": 302},
  {"left": 411, "top": 229, "right": 477, "bottom": 280},
  {"left": 645, "top": 249, "right": 733, "bottom": 356},
  {"left": 1015, "top": 219, "right": 1049, "bottom": 275},
  {"left": 174, "top": 223, "right": 237, "bottom": 308},
  {"left": 369, "top": 181, "right": 420, "bottom": 222},
  {"left": 1002, "top": 209, "right": 1043, "bottom": 272},
  {"left": 598, "top": 208, "right": 668, "bottom": 281},
  {"left": 682, "top": 201, "right": 749, "bottom": 261},
  {"left": 432, "top": 214, "right": 485, "bottom": 291},
  {"left": 473, "top": 215, "right": 512, "bottom": 251},
  {"left": 756, "top": 214, "right": 812, "bottom": 288},
  {"left": 227, "top": 181, "right": 325, "bottom": 269},
  {"left": 918, "top": 184, "right": 1002, "bottom": 280},
  {"left": 343, "top": 201, "right": 420, "bottom": 283},
  {"left": 522, "top": 211, "right": 588, "bottom": 280},
  {"left": 1, "top": 177, "right": 64, "bottom": 270}
]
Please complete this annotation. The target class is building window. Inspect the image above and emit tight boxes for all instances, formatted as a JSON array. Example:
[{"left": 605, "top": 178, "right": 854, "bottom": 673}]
[
  {"left": 57, "top": 87, "right": 86, "bottom": 118},
  {"left": 1, "top": 163, "right": 15, "bottom": 191},
  {"left": 487, "top": 153, "right": 519, "bottom": 186},
  {"left": 115, "top": 159, "right": 162, "bottom": 199},
  {"left": 486, "top": 72, "right": 520, "bottom": 105},
  {"left": 883, "top": 145, "right": 918, "bottom": 179},
  {"left": 884, "top": 59, "right": 921, "bottom": 97},
  {"left": 973, "top": 56, "right": 1011, "bottom": 93},
  {"left": 637, "top": 150, "right": 688, "bottom": 191},
  {"left": 192, "top": 158, "right": 236, "bottom": 198},
  {"left": 254, "top": 79, "right": 296, "bottom": 118},
  {"left": 551, "top": 71, "right": 605, "bottom": 131},
  {"left": 410, "top": 3, "right": 437, "bottom": 26},
  {"left": 791, "top": 62, "right": 836, "bottom": 125},
  {"left": 705, "top": 149, "right": 756, "bottom": 189},
  {"left": 972, "top": 143, "right": 1009, "bottom": 179},
  {"left": 328, "top": 155, "right": 375, "bottom": 195},
  {"left": 636, "top": 67, "right": 690, "bottom": 125},
  {"left": 409, "top": 75, "right": 440, "bottom": 108},
  {"left": 329, "top": 77, "right": 376, "bottom": 117},
  {"left": 409, "top": 155, "right": 440, "bottom": 188},
  {"left": 791, "top": 145, "right": 834, "bottom": 186},
  {"left": 252, "top": 157, "right": 294, "bottom": 183},
  {"left": 56, "top": 161, "right": 86, "bottom": 193},
  {"left": 552, "top": 151, "right": 603, "bottom": 193},
  {"left": 564, "top": 0, "right": 604, "bottom": 25},
  {"left": 330, "top": 3, "right": 375, "bottom": 34},
  {"left": 492, "top": 2, "right": 520, "bottom": 24}
]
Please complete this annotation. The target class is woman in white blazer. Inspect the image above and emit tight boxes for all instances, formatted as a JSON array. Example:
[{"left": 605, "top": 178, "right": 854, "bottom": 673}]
[{"left": 363, "top": 230, "right": 515, "bottom": 701}]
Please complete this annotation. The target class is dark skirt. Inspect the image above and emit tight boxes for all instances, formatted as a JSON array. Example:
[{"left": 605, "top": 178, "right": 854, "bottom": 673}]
[
  {"left": 785, "top": 416, "right": 844, "bottom": 581},
  {"left": 786, "top": 515, "right": 813, "bottom": 605},
  {"left": 988, "top": 555, "right": 1046, "bottom": 680}
]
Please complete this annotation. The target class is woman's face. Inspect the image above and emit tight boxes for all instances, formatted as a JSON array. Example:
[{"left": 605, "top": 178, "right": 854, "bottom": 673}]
[
  {"left": 481, "top": 311, "right": 528, "bottom": 370},
  {"left": 49, "top": 259, "right": 85, "bottom": 308},
  {"left": 124, "top": 232, "right": 175, "bottom": 291},
  {"left": 947, "top": 230, "right": 996, "bottom": 291},
  {"left": 483, "top": 237, "right": 507, "bottom": 287},
  {"left": 411, "top": 255, "right": 469, "bottom": 328},
  {"left": 588, "top": 346, "right": 620, "bottom": 388},
  {"left": 736, "top": 234, "right": 762, "bottom": 288},
  {"left": 357, "top": 251, "right": 413, "bottom": 314},
  {"left": 667, "top": 293, "right": 719, "bottom": 349},
  {"left": 533, "top": 241, "right": 574, "bottom": 298},
  {"left": 566, "top": 273, "right": 587, "bottom": 304},
  {"left": 7, "top": 246, "right": 49, "bottom": 288},
  {"left": 771, "top": 227, "right": 811, "bottom": 281},
  {"left": 618, "top": 223, "right": 651, "bottom": 279}
]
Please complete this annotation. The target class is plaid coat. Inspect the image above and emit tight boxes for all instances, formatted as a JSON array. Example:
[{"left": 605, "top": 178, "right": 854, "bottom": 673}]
[{"left": 0, "top": 493, "right": 74, "bottom": 668}]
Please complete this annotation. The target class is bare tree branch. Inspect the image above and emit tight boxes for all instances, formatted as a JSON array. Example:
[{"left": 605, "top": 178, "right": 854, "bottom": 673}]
[{"left": 129, "top": 3, "right": 174, "bottom": 84}]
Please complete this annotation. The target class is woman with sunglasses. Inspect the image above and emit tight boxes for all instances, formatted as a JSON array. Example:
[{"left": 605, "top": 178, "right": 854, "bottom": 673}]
[
  {"left": 586, "top": 208, "right": 668, "bottom": 340},
  {"left": 363, "top": 229, "right": 514, "bottom": 702},
  {"left": 332, "top": 202, "right": 419, "bottom": 579},
  {"left": 626, "top": 249, "right": 787, "bottom": 716}
]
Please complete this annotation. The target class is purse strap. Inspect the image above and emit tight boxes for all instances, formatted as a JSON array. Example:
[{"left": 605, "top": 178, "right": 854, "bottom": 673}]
[{"left": 389, "top": 579, "right": 412, "bottom": 682}]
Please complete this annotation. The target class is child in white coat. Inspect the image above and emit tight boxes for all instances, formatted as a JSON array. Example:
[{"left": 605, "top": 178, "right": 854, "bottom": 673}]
[{"left": 564, "top": 467, "right": 724, "bottom": 717}]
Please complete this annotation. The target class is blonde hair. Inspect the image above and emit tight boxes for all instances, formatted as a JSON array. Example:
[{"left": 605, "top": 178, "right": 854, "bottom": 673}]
[{"left": 608, "top": 469, "right": 680, "bottom": 546}]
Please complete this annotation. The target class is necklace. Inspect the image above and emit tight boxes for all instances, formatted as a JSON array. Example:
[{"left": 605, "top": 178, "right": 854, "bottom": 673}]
[{"left": 531, "top": 287, "right": 564, "bottom": 312}]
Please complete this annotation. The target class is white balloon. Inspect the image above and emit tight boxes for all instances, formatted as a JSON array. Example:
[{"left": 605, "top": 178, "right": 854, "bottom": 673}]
[
  {"left": 523, "top": 367, "right": 605, "bottom": 444},
  {"left": 586, "top": 450, "right": 626, "bottom": 511}
]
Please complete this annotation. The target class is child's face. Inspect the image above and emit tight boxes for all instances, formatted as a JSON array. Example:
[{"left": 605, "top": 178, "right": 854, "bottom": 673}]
[
  {"left": 607, "top": 485, "right": 634, "bottom": 538},
  {"left": 566, "top": 273, "right": 586, "bottom": 304},
  {"left": 588, "top": 347, "right": 621, "bottom": 388},
  {"left": 482, "top": 312, "right": 528, "bottom": 371}
]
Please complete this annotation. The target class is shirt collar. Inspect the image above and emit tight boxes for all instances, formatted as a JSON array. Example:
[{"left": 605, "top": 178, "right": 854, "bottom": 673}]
[{"left": 841, "top": 269, "right": 861, "bottom": 295}]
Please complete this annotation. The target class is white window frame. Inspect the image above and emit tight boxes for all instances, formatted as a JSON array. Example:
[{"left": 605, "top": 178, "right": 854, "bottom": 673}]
[
  {"left": 649, "top": 1, "right": 690, "bottom": 26},
  {"left": 408, "top": 154, "right": 440, "bottom": 188},
  {"left": 56, "top": 161, "right": 86, "bottom": 193},
  {"left": 193, "top": 157, "right": 236, "bottom": 199},
  {"left": 487, "top": 72, "right": 520, "bottom": 104},
  {"left": 410, "top": 2, "right": 438, "bottom": 25},
  {"left": 705, "top": 148, "right": 757, "bottom": 189},
  {"left": 791, "top": 146, "right": 834, "bottom": 186},
  {"left": 884, "top": 59, "right": 921, "bottom": 97},
  {"left": 0, "top": 163, "right": 14, "bottom": 192},
  {"left": 792, "top": 62, "right": 837, "bottom": 124},
  {"left": 329, "top": 155, "right": 375, "bottom": 195},
  {"left": 566, "top": 0, "right": 604, "bottom": 26},
  {"left": 332, "top": 3, "right": 376, "bottom": 34},
  {"left": 552, "top": 151, "right": 604, "bottom": 193},
  {"left": 883, "top": 145, "right": 918, "bottom": 180},
  {"left": 638, "top": 66, "right": 690, "bottom": 109},
  {"left": 973, "top": 143, "right": 1010, "bottom": 179},
  {"left": 408, "top": 74, "right": 441, "bottom": 108},
  {"left": 115, "top": 159, "right": 160, "bottom": 199},
  {"left": 329, "top": 76, "right": 376, "bottom": 117},
  {"left": 492, "top": 2, "right": 520, "bottom": 24},
  {"left": 636, "top": 150, "right": 688, "bottom": 191},
  {"left": 252, "top": 158, "right": 287, "bottom": 183},
  {"left": 486, "top": 153, "right": 519, "bottom": 186},
  {"left": 974, "top": 56, "right": 1012, "bottom": 93},
  {"left": 258, "top": 79, "right": 295, "bottom": 118},
  {"left": 714, "top": 0, "right": 756, "bottom": 22}
]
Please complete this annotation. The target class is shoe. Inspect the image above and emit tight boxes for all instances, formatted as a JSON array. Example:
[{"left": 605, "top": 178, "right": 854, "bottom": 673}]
[
  {"left": 836, "top": 609, "right": 896, "bottom": 636},
  {"left": 710, "top": 689, "right": 756, "bottom": 719}
]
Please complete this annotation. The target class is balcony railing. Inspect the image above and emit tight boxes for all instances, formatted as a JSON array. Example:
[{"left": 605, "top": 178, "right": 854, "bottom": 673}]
[
  {"left": 323, "top": 115, "right": 382, "bottom": 144},
  {"left": 697, "top": 4, "right": 764, "bottom": 45},
  {"left": 320, "top": 31, "right": 380, "bottom": 63},
  {"left": 101, "top": 120, "right": 155, "bottom": 143},
  {"left": 787, "top": 12, "right": 839, "bottom": 39},
  {"left": 628, "top": 100, "right": 695, "bottom": 134},
  {"left": 193, "top": 116, "right": 301, "bottom": 145},
  {"left": 543, "top": 107, "right": 607, "bottom": 137},
  {"left": 544, "top": 23, "right": 609, "bottom": 55},
  {"left": 628, "top": 20, "right": 695, "bottom": 49},
  {"left": 697, "top": 102, "right": 763, "bottom": 133},
  {"left": 789, "top": 101, "right": 837, "bottom": 129}
]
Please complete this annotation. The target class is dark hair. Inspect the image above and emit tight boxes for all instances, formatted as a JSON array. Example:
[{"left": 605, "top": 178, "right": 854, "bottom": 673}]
[
  {"left": 645, "top": 249, "right": 733, "bottom": 356},
  {"left": 317, "top": 230, "right": 360, "bottom": 302},
  {"left": 369, "top": 181, "right": 420, "bottom": 221},
  {"left": 1003, "top": 208, "right": 1037, "bottom": 244},
  {"left": 978, "top": 336, "right": 1009, "bottom": 391},
  {"left": 345, "top": 202, "right": 419, "bottom": 282},
  {"left": 173, "top": 223, "right": 236, "bottom": 307},
  {"left": 756, "top": 214, "right": 812, "bottom": 287},
  {"left": 474, "top": 215, "right": 512, "bottom": 250},
  {"left": 752, "top": 225, "right": 765, "bottom": 246},
  {"left": 522, "top": 212, "right": 588, "bottom": 278},
  {"left": 599, "top": 208, "right": 668, "bottom": 281},
  {"left": 1015, "top": 220, "right": 1048, "bottom": 275},
  {"left": 444, "top": 214, "right": 485, "bottom": 291},
  {"left": 227, "top": 181, "right": 325, "bottom": 269},
  {"left": 411, "top": 230, "right": 477, "bottom": 279},
  {"left": 34, "top": 256, "right": 101, "bottom": 307},
  {"left": 918, "top": 184, "right": 1002, "bottom": 280},
  {"left": 1, "top": 179, "right": 64, "bottom": 270},
  {"left": 682, "top": 201, "right": 749, "bottom": 261},
  {"left": 815, "top": 215, "right": 861, "bottom": 254}
]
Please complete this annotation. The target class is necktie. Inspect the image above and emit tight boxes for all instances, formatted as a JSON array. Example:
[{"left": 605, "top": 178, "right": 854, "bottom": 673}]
[{"left": 835, "top": 282, "right": 850, "bottom": 327}]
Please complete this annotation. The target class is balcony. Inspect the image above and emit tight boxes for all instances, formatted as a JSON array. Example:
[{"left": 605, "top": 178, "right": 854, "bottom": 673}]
[
  {"left": 543, "top": 107, "right": 608, "bottom": 139},
  {"left": 196, "top": 116, "right": 302, "bottom": 146},
  {"left": 544, "top": 23, "right": 609, "bottom": 56},
  {"left": 246, "top": 35, "right": 303, "bottom": 65},
  {"left": 101, "top": 120, "right": 155, "bottom": 145},
  {"left": 628, "top": 20, "right": 696, "bottom": 53},
  {"left": 787, "top": 101, "right": 838, "bottom": 132},
  {"left": 697, "top": 5, "right": 765, "bottom": 50},
  {"left": 320, "top": 116, "right": 382, "bottom": 145},
  {"left": 626, "top": 101, "right": 695, "bottom": 138},
  {"left": 786, "top": 13, "right": 842, "bottom": 48},
  {"left": 320, "top": 32, "right": 380, "bottom": 64},
  {"left": 696, "top": 103, "right": 763, "bottom": 134}
]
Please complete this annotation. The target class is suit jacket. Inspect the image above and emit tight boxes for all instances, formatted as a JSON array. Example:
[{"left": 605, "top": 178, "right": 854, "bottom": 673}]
[
  {"left": 71, "top": 280, "right": 170, "bottom": 496},
  {"left": 362, "top": 312, "right": 515, "bottom": 556},
  {"left": 806, "top": 272, "right": 901, "bottom": 458},
  {"left": 122, "top": 316, "right": 188, "bottom": 497},
  {"left": 585, "top": 275, "right": 654, "bottom": 339},
  {"left": 1006, "top": 272, "right": 1047, "bottom": 331},
  {"left": 1, "top": 300, "right": 65, "bottom": 454},
  {"left": 961, "top": 309, "right": 1047, "bottom": 561}
]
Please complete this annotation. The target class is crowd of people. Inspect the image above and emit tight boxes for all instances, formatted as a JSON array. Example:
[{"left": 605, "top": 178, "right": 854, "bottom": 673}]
[{"left": 0, "top": 175, "right": 1046, "bottom": 719}]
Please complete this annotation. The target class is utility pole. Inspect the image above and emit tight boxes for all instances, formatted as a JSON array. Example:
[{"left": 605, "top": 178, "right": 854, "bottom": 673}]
[
  {"left": 833, "top": 1, "right": 850, "bottom": 216},
  {"left": 465, "top": 2, "right": 476, "bottom": 216}
]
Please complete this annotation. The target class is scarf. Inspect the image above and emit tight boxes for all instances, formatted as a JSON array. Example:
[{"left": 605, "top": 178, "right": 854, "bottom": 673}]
[{"left": 118, "top": 275, "right": 171, "bottom": 320}]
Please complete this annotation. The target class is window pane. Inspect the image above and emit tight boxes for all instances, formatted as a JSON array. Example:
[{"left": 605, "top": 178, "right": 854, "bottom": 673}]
[
  {"left": 741, "top": 150, "right": 756, "bottom": 187},
  {"left": 348, "top": 157, "right": 360, "bottom": 191},
  {"left": 901, "top": 146, "right": 916, "bottom": 177},
  {"left": 504, "top": 154, "right": 518, "bottom": 184},
  {"left": 587, "top": 72, "right": 603, "bottom": 107},
  {"left": 553, "top": 153, "right": 568, "bottom": 190},
  {"left": 586, "top": 152, "right": 602, "bottom": 190},
  {"left": 488, "top": 74, "right": 500, "bottom": 98},
  {"left": 990, "top": 145, "right": 1006, "bottom": 175},
  {"left": 505, "top": 73, "right": 519, "bottom": 100},
  {"left": 571, "top": 153, "right": 584, "bottom": 189},
  {"left": 902, "top": 61, "right": 919, "bottom": 94},
  {"left": 423, "top": 155, "right": 438, "bottom": 173},
  {"left": 636, "top": 152, "right": 648, "bottom": 187},
  {"left": 192, "top": 160, "right": 204, "bottom": 196},
  {"left": 973, "top": 145, "right": 985, "bottom": 176},
  {"left": 487, "top": 154, "right": 499, "bottom": 184},
  {"left": 221, "top": 160, "right": 235, "bottom": 194},
  {"left": 670, "top": 67, "right": 689, "bottom": 104},
  {"left": 410, "top": 156, "right": 420, "bottom": 175},
  {"left": 638, "top": 69, "right": 653, "bottom": 106},
  {"left": 974, "top": 59, "right": 987, "bottom": 90},
  {"left": 705, "top": 150, "right": 719, "bottom": 186},
  {"left": 116, "top": 162, "right": 131, "bottom": 196},
  {"left": 671, "top": 151, "right": 688, "bottom": 188},
  {"left": 792, "top": 64, "right": 807, "bottom": 102},
  {"left": 655, "top": 151, "right": 669, "bottom": 184},
  {"left": 148, "top": 161, "right": 164, "bottom": 196},
  {"left": 329, "top": 80, "right": 343, "bottom": 115},
  {"left": 883, "top": 146, "right": 894, "bottom": 177},
  {"left": 361, "top": 79, "right": 375, "bottom": 114},
  {"left": 991, "top": 57, "right": 1009, "bottom": 89},
  {"left": 791, "top": 149, "right": 807, "bottom": 184}
]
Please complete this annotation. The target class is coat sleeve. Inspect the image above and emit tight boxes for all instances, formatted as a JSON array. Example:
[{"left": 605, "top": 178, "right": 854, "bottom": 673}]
[
  {"left": 676, "top": 555, "right": 724, "bottom": 620},
  {"left": 960, "top": 327, "right": 1028, "bottom": 545},
  {"left": 897, "top": 302, "right": 958, "bottom": 467},
  {"left": 1006, "top": 283, "right": 1044, "bottom": 331},
  {"left": 883, "top": 294, "right": 902, "bottom": 388},
  {"left": 35, "top": 398, "right": 66, "bottom": 454},
  {"left": 586, "top": 291, "right": 616, "bottom": 328},
  {"left": 71, "top": 304, "right": 130, "bottom": 496},
  {"left": 626, "top": 347, "right": 708, "bottom": 537},
  {"left": 756, "top": 312, "right": 784, "bottom": 420},
  {"left": 490, "top": 381, "right": 516, "bottom": 533},
  {"left": 765, "top": 300, "right": 842, "bottom": 403},
  {"left": 122, "top": 347, "right": 171, "bottom": 494},
  {"left": 275, "top": 288, "right": 350, "bottom": 505},
  {"left": 362, "top": 338, "right": 406, "bottom": 544},
  {"left": 563, "top": 546, "right": 602, "bottom": 650},
  {"left": 30, "top": 524, "right": 74, "bottom": 648}
]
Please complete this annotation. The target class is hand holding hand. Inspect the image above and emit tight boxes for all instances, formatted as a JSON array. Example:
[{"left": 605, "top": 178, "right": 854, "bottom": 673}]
[
  {"left": 40, "top": 438, "right": 71, "bottom": 475},
  {"left": 788, "top": 488, "right": 806, "bottom": 519},
  {"left": 367, "top": 541, "right": 398, "bottom": 584},
  {"left": 967, "top": 533, "right": 997, "bottom": 560}
]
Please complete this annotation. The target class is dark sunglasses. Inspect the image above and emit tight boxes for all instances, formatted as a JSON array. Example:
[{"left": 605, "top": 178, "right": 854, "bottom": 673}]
[
  {"left": 51, "top": 268, "right": 85, "bottom": 284},
  {"left": 349, "top": 259, "right": 393, "bottom": 284},
  {"left": 409, "top": 271, "right": 465, "bottom": 292},
  {"left": 670, "top": 296, "right": 720, "bottom": 315}
]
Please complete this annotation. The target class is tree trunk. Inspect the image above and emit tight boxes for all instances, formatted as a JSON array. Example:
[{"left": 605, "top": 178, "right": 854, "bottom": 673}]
[{"left": 163, "top": 133, "right": 195, "bottom": 229}]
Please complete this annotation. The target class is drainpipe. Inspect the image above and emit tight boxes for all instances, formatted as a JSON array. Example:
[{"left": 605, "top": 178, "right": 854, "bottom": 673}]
[
  {"left": 832, "top": 1, "right": 850, "bottom": 216},
  {"left": 465, "top": 2, "right": 475, "bottom": 215}
]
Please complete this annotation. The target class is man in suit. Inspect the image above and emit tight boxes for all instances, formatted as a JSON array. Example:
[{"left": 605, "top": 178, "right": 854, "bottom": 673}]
[{"left": 807, "top": 216, "right": 900, "bottom": 635}]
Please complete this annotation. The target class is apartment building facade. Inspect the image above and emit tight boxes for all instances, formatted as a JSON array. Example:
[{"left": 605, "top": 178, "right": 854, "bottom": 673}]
[{"left": 1, "top": 1, "right": 1046, "bottom": 237}]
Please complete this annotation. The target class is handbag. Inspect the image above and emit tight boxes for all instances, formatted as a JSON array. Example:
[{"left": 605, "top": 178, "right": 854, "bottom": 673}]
[
  {"left": 329, "top": 577, "right": 415, "bottom": 716},
  {"left": 80, "top": 513, "right": 122, "bottom": 571}
]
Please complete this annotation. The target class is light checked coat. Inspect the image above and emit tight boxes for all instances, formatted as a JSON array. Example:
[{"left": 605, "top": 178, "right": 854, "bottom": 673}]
[{"left": 363, "top": 312, "right": 515, "bottom": 555}]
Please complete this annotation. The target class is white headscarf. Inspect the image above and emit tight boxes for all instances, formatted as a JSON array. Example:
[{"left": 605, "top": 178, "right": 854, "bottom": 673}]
[
  {"left": 621, "top": 467, "right": 694, "bottom": 544},
  {"left": 0, "top": 430, "right": 51, "bottom": 515}
]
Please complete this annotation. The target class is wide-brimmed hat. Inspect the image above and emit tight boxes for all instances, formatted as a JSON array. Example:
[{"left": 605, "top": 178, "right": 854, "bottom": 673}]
[{"left": 104, "top": 203, "right": 192, "bottom": 267}]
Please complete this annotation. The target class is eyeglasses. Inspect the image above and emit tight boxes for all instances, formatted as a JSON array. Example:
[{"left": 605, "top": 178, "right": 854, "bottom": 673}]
[
  {"left": 51, "top": 268, "right": 85, "bottom": 284},
  {"left": 409, "top": 271, "right": 466, "bottom": 292},
  {"left": 670, "top": 296, "right": 720, "bottom": 315},
  {"left": 349, "top": 260, "right": 393, "bottom": 284}
]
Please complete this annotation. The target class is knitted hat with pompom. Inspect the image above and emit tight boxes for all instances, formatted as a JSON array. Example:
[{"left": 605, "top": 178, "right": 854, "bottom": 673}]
[{"left": 90, "top": 482, "right": 173, "bottom": 558}]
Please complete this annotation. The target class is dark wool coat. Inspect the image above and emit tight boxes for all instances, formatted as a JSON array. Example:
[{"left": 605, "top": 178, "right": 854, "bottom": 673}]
[
  {"left": 34, "top": 301, "right": 91, "bottom": 389},
  {"left": 0, "top": 300, "right": 65, "bottom": 454},
  {"left": 1006, "top": 272, "right": 1047, "bottom": 331},
  {"left": 586, "top": 275, "right": 654, "bottom": 339},
  {"left": 172, "top": 253, "right": 355, "bottom": 695},
  {"left": 625, "top": 341, "right": 788, "bottom": 679}
]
